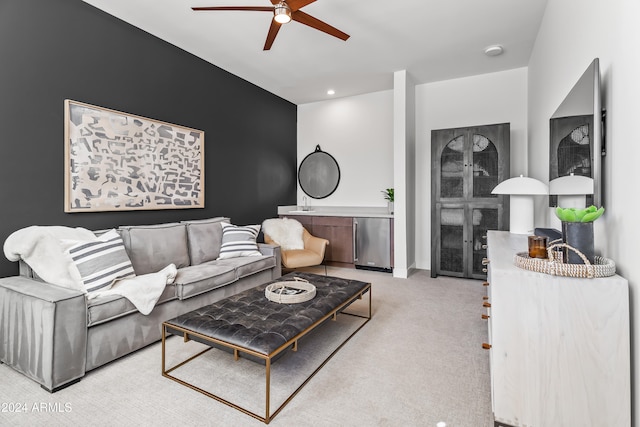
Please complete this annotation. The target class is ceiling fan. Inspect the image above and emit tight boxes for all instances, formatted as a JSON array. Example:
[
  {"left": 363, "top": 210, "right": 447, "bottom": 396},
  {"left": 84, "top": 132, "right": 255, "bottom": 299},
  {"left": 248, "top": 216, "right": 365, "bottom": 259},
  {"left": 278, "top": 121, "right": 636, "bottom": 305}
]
[{"left": 192, "top": 0, "right": 350, "bottom": 50}]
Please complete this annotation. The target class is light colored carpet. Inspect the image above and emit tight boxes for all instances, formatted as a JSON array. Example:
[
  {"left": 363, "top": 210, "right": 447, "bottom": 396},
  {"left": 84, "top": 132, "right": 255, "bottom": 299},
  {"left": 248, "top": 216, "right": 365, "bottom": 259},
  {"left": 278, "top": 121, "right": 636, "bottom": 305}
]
[{"left": 0, "top": 268, "right": 493, "bottom": 427}]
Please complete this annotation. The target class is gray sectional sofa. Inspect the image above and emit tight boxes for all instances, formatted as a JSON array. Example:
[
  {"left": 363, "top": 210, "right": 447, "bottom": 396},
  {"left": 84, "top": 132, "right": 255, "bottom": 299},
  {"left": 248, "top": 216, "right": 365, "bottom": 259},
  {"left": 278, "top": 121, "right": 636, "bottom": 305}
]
[{"left": 0, "top": 217, "right": 281, "bottom": 392}]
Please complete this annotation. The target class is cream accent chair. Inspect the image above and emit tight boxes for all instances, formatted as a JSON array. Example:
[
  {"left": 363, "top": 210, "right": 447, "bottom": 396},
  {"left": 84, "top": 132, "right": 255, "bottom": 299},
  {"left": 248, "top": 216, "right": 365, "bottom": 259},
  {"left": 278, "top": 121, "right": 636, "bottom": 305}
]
[{"left": 263, "top": 222, "right": 329, "bottom": 274}]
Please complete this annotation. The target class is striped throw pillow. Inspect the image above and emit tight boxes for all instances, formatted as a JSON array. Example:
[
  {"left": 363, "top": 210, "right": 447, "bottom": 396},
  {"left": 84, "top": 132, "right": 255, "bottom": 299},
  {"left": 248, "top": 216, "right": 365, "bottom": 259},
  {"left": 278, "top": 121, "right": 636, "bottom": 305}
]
[
  {"left": 67, "top": 229, "right": 136, "bottom": 294},
  {"left": 216, "top": 222, "right": 262, "bottom": 259}
]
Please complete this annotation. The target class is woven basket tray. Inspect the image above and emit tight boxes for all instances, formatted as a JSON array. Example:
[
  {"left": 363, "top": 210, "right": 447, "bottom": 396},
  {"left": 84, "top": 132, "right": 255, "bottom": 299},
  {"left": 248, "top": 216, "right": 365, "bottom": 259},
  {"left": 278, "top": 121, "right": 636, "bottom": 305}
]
[
  {"left": 265, "top": 277, "right": 317, "bottom": 304},
  {"left": 514, "top": 243, "right": 616, "bottom": 279}
]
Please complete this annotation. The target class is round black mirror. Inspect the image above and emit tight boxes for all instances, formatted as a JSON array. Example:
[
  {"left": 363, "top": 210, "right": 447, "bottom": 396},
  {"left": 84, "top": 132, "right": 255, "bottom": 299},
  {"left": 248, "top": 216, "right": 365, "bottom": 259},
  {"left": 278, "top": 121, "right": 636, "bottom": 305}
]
[{"left": 298, "top": 145, "right": 340, "bottom": 199}]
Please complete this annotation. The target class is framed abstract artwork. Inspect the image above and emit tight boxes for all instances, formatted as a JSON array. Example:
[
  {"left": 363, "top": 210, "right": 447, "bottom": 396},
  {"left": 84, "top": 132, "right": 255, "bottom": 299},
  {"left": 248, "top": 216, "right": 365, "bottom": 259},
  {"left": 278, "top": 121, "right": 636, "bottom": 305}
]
[{"left": 64, "top": 100, "right": 204, "bottom": 212}]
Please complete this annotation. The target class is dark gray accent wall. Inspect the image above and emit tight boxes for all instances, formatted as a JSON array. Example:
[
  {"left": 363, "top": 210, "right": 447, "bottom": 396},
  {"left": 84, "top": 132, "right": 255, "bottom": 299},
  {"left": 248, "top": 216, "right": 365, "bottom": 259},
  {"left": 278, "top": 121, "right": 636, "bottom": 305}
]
[{"left": 0, "top": 0, "right": 297, "bottom": 278}]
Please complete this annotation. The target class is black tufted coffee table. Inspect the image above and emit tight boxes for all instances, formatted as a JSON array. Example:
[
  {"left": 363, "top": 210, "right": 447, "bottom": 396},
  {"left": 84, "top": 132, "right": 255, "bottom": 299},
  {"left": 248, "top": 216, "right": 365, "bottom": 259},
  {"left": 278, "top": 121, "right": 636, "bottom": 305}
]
[{"left": 161, "top": 272, "right": 371, "bottom": 424}]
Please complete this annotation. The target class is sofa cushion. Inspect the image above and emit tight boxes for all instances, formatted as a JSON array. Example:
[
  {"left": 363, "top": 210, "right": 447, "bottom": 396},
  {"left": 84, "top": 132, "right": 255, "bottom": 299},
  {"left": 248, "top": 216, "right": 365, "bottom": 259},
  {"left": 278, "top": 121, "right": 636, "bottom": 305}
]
[
  {"left": 217, "top": 222, "right": 262, "bottom": 260},
  {"left": 215, "top": 255, "right": 277, "bottom": 280},
  {"left": 86, "top": 284, "right": 177, "bottom": 327},
  {"left": 182, "top": 217, "right": 229, "bottom": 265},
  {"left": 174, "top": 262, "right": 237, "bottom": 300},
  {"left": 118, "top": 223, "right": 189, "bottom": 275},
  {"left": 66, "top": 229, "right": 136, "bottom": 295}
]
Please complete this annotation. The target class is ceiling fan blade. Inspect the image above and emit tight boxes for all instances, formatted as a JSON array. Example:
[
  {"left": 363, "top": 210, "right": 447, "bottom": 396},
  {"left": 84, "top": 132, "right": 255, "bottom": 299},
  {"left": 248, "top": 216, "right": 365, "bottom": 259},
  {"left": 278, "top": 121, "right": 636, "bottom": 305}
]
[
  {"left": 263, "top": 20, "right": 282, "bottom": 50},
  {"left": 292, "top": 10, "right": 350, "bottom": 41},
  {"left": 286, "top": 0, "right": 317, "bottom": 12},
  {"left": 192, "top": 6, "right": 274, "bottom": 12}
]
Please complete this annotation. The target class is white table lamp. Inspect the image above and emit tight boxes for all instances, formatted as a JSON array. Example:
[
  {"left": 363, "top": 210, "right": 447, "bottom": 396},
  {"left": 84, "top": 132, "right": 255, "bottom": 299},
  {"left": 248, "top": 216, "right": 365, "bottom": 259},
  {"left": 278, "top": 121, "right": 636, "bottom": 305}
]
[
  {"left": 549, "top": 174, "right": 594, "bottom": 208},
  {"left": 492, "top": 175, "right": 548, "bottom": 234}
]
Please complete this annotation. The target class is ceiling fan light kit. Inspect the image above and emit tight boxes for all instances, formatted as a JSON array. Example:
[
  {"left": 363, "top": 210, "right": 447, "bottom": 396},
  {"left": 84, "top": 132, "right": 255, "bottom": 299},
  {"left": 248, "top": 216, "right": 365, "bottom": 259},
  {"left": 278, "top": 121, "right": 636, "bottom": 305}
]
[
  {"left": 192, "top": 0, "right": 349, "bottom": 50},
  {"left": 274, "top": 2, "right": 292, "bottom": 24}
]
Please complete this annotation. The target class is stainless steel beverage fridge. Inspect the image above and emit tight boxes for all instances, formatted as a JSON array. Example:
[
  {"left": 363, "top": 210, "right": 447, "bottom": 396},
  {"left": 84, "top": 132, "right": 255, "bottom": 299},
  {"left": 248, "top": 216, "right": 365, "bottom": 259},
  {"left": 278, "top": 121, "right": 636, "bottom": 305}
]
[{"left": 353, "top": 217, "right": 392, "bottom": 272}]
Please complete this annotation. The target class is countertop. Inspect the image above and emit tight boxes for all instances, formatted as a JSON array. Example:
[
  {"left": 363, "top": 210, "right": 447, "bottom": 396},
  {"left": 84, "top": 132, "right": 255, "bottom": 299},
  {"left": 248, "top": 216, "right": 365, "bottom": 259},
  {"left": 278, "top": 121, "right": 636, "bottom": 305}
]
[{"left": 277, "top": 205, "right": 393, "bottom": 219}]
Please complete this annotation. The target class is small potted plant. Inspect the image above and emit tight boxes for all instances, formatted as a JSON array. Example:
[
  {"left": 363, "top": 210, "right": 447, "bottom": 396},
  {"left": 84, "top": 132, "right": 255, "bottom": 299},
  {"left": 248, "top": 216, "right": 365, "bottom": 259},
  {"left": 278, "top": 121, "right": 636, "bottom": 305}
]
[
  {"left": 555, "top": 205, "right": 604, "bottom": 264},
  {"left": 382, "top": 188, "right": 394, "bottom": 214}
]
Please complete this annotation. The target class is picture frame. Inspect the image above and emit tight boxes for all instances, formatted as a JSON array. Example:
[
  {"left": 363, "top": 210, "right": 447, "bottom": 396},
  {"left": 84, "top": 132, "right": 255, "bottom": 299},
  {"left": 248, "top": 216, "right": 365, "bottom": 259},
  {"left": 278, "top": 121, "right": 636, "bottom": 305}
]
[{"left": 64, "top": 100, "right": 204, "bottom": 212}]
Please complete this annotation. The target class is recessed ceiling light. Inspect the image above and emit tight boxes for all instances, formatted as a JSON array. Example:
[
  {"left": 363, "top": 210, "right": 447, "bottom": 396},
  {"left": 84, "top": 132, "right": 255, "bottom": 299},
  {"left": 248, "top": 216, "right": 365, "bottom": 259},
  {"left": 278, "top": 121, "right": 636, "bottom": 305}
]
[
  {"left": 484, "top": 45, "right": 504, "bottom": 57},
  {"left": 327, "top": 89, "right": 335, "bottom": 95}
]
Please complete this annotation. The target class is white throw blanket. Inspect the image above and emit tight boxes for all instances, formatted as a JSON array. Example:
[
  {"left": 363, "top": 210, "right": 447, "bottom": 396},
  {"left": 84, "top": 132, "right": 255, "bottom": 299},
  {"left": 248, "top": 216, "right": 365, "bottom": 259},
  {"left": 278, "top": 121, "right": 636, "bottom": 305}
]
[
  {"left": 3, "top": 225, "right": 96, "bottom": 292},
  {"left": 88, "top": 264, "right": 177, "bottom": 315},
  {"left": 262, "top": 218, "right": 304, "bottom": 250},
  {"left": 4, "top": 225, "right": 177, "bottom": 315}
]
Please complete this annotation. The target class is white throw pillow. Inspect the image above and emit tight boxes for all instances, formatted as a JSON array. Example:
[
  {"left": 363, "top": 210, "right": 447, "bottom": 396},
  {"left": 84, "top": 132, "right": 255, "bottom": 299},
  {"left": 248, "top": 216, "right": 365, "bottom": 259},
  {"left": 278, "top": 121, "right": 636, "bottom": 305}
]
[
  {"left": 216, "top": 222, "right": 262, "bottom": 259},
  {"left": 262, "top": 218, "right": 304, "bottom": 250},
  {"left": 66, "top": 229, "right": 136, "bottom": 295}
]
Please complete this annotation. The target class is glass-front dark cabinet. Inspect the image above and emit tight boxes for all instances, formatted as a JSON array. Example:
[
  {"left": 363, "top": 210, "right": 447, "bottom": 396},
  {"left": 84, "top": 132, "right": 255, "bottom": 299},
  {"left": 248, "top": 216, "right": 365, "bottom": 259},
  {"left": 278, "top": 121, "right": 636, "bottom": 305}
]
[{"left": 431, "top": 124, "right": 510, "bottom": 279}]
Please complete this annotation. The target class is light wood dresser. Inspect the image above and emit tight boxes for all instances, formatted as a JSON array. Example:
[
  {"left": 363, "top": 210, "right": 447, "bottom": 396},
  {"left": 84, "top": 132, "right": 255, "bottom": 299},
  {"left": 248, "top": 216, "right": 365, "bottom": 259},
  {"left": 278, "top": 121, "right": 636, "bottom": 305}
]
[{"left": 485, "top": 230, "right": 630, "bottom": 427}]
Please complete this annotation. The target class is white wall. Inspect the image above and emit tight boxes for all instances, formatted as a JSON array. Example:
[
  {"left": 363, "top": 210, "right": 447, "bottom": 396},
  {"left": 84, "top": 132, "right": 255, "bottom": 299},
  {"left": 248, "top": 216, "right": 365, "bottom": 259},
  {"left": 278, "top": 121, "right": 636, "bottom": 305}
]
[
  {"left": 297, "top": 90, "right": 394, "bottom": 208},
  {"left": 528, "top": 0, "right": 640, "bottom": 420},
  {"left": 415, "top": 68, "right": 529, "bottom": 270}
]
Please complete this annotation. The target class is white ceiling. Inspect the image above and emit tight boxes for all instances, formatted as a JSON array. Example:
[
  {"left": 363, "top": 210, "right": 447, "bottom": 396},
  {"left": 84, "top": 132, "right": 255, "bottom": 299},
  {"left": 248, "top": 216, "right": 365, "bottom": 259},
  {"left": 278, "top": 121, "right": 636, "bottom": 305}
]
[{"left": 83, "top": 0, "right": 548, "bottom": 105}]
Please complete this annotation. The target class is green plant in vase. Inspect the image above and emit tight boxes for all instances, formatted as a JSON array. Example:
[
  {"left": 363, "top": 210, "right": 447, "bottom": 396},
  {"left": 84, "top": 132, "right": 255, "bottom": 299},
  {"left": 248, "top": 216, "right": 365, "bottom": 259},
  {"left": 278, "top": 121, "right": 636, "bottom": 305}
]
[
  {"left": 554, "top": 205, "right": 604, "bottom": 264},
  {"left": 382, "top": 188, "right": 394, "bottom": 214},
  {"left": 381, "top": 188, "right": 394, "bottom": 202},
  {"left": 555, "top": 205, "right": 604, "bottom": 223}
]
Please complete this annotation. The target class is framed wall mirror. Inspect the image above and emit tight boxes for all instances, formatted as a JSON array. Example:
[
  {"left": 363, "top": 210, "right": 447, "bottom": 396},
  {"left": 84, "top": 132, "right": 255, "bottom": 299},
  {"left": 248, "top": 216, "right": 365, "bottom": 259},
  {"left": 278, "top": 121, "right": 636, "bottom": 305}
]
[
  {"left": 549, "top": 58, "right": 604, "bottom": 208},
  {"left": 298, "top": 145, "right": 340, "bottom": 199}
]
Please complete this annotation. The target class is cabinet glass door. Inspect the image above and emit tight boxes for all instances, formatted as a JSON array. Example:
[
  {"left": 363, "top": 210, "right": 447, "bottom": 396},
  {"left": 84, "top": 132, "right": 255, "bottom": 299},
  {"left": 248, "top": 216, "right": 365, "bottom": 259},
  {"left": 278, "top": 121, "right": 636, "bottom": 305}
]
[
  {"left": 472, "top": 134, "right": 499, "bottom": 198},
  {"left": 439, "top": 207, "right": 465, "bottom": 274},
  {"left": 470, "top": 207, "right": 499, "bottom": 277},
  {"left": 440, "top": 135, "right": 465, "bottom": 198}
]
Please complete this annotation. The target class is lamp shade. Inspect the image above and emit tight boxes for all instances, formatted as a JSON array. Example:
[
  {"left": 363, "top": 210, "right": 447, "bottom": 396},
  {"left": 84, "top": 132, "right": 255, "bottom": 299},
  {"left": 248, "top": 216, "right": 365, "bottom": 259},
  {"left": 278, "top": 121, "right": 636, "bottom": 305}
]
[
  {"left": 549, "top": 174, "right": 594, "bottom": 195},
  {"left": 491, "top": 175, "right": 548, "bottom": 234},
  {"left": 491, "top": 175, "right": 548, "bottom": 195}
]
